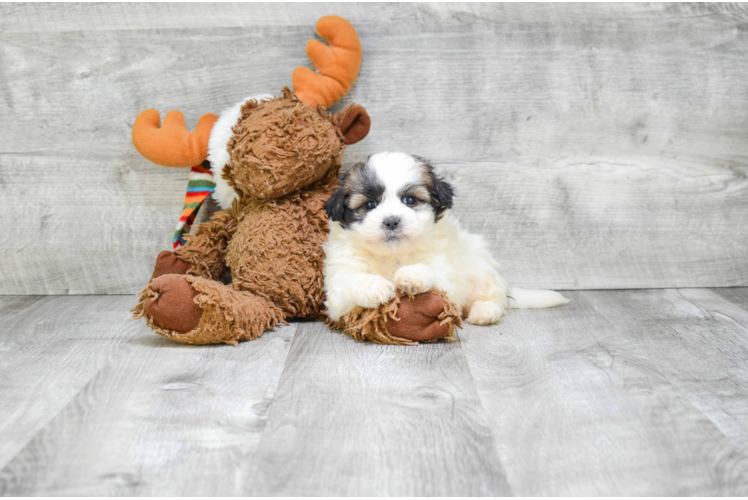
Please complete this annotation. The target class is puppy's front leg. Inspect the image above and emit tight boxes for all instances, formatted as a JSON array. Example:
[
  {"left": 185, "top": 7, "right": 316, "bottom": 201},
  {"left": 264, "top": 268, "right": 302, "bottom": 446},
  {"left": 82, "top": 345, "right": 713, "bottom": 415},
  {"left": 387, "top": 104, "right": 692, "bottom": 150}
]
[
  {"left": 393, "top": 264, "right": 435, "bottom": 295},
  {"left": 348, "top": 273, "right": 397, "bottom": 308},
  {"left": 327, "top": 272, "right": 396, "bottom": 316}
]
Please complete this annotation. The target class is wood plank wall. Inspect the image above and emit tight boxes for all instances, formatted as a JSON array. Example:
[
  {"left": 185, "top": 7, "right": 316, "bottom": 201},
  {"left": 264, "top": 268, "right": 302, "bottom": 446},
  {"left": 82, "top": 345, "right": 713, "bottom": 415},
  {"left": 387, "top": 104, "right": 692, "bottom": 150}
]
[{"left": 1, "top": 3, "right": 747, "bottom": 294}]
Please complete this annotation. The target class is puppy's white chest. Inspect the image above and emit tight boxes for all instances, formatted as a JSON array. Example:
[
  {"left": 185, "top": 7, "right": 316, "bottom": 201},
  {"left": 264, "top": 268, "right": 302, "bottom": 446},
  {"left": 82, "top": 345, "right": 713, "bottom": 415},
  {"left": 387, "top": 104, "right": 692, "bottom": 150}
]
[{"left": 369, "top": 256, "right": 407, "bottom": 280}]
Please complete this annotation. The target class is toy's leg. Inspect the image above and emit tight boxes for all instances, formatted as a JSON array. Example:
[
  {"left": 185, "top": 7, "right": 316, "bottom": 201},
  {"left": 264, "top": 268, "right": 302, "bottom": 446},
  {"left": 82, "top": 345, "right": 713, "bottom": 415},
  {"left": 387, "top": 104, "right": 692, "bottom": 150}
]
[
  {"left": 132, "top": 274, "right": 284, "bottom": 345},
  {"left": 151, "top": 250, "right": 193, "bottom": 280}
]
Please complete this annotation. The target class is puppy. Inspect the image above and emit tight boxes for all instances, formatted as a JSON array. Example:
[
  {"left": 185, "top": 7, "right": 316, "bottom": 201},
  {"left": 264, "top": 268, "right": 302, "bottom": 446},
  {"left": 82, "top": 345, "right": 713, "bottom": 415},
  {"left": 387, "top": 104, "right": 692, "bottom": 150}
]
[{"left": 323, "top": 152, "right": 568, "bottom": 326}]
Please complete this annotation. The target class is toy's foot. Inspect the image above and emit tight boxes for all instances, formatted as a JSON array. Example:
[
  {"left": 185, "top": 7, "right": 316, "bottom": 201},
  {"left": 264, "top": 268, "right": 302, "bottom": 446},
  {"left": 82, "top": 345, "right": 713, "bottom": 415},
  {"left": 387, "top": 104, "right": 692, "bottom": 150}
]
[
  {"left": 151, "top": 250, "right": 192, "bottom": 280},
  {"left": 145, "top": 275, "right": 203, "bottom": 332},
  {"left": 386, "top": 291, "right": 455, "bottom": 342},
  {"left": 133, "top": 275, "right": 284, "bottom": 345}
]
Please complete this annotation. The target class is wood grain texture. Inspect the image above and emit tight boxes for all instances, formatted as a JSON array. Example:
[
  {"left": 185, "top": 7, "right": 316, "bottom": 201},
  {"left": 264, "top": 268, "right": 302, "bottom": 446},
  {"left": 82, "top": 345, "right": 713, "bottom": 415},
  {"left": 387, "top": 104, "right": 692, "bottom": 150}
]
[
  {"left": 711, "top": 287, "right": 748, "bottom": 320},
  {"left": 583, "top": 288, "right": 748, "bottom": 452},
  {"left": 0, "top": 313, "right": 296, "bottom": 495},
  {"left": 1, "top": 2, "right": 748, "bottom": 293},
  {"left": 444, "top": 159, "right": 748, "bottom": 289},
  {"left": 3, "top": 3, "right": 748, "bottom": 32},
  {"left": 580, "top": 289, "right": 748, "bottom": 494},
  {"left": 0, "top": 296, "right": 140, "bottom": 471},
  {"left": 460, "top": 290, "right": 748, "bottom": 495},
  {"left": 249, "top": 321, "right": 511, "bottom": 496},
  {"left": 2, "top": 291, "right": 748, "bottom": 495}
]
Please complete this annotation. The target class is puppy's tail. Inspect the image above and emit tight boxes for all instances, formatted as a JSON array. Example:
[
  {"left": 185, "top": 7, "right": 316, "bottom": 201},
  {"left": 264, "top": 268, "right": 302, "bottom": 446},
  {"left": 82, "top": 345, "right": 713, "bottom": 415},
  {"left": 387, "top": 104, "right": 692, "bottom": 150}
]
[{"left": 508, "top": 288, "right": 570, "bottom": 309}]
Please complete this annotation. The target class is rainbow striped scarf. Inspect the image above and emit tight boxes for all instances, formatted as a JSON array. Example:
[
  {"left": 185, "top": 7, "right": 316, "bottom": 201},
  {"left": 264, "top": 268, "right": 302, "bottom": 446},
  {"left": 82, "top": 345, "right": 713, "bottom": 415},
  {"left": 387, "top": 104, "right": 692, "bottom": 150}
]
[{"left": 173, "top": 161, "right": 216, "bottom": 249}]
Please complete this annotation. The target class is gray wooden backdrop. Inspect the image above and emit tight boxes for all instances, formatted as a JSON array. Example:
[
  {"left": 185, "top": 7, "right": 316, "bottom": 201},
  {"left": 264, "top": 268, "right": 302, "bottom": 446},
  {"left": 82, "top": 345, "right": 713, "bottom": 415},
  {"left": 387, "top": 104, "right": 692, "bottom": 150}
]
[{"left": 1, "top": 3, "right": 747, "bottom": 295}]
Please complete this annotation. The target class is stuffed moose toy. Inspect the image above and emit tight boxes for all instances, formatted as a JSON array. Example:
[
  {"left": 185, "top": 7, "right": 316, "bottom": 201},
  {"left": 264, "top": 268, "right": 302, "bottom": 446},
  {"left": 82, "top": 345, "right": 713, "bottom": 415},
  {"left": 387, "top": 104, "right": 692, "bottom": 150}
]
[{"left": 131, "top": 16, "right": 461, "bottom": 346}]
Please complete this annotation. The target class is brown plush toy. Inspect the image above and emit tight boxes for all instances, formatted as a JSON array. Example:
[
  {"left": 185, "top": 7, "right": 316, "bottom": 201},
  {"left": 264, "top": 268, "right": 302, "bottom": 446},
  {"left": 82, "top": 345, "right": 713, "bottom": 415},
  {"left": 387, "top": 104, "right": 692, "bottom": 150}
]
[{"left": 131, "top": 16, "right": 460, "bottom": 345}]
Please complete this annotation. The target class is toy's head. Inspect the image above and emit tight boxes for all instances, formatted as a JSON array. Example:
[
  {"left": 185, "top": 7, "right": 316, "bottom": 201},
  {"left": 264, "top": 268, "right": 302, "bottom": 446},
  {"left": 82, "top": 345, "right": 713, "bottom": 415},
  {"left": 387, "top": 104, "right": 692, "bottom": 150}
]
[
  {"left": 131, "top": 16, "right": 370, "bottom": 245},
  {"left": 215, "top": 88, "right": 369, "bottom": 203}
]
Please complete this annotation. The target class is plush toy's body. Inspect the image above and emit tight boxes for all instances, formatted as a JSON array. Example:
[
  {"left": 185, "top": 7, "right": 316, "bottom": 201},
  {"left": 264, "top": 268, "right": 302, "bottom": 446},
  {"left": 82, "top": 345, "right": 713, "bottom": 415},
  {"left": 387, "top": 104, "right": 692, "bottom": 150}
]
[
  {"left": 131, "top": 17, "right": 371, "bottom": 345},
  {"left": 131, "top": 16, "right": 460, "bottom": 345},
  {"left": 220, "top": 177, "right": 333, "bottom": 319},
  {"left": 133, "top": 88, "right": 370, "bottom": 344}
]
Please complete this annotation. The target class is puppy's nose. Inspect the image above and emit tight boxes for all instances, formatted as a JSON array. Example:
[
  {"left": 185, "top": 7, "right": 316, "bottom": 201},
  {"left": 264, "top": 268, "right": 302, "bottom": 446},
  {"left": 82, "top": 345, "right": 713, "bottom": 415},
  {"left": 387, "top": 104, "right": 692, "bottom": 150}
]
[{"left": 383, "top": 216, "right": 401, "bottom": 230}]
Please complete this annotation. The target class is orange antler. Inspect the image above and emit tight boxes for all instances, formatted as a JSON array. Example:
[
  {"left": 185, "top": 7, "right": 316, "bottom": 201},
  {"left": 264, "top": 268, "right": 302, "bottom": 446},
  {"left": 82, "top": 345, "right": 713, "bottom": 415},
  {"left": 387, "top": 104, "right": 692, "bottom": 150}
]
[
  {"left": 132, "top": 110, "right": 218, "bottom": 167},
  {"left": 292, "top": 16, "right": 362, "bottom": 109}
]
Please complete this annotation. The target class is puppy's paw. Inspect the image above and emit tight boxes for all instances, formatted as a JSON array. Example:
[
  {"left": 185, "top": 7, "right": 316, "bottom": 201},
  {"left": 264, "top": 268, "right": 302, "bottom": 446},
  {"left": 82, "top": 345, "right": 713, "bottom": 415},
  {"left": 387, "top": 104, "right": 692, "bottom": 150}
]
[
  {"left": 360, "top": 276, "right": 396, "bottom": 309},
  {"left": 393, "top": 265, "right": 433, "bottom": 295},
  {"left": 466, "top": 300, "right": 503, "bottom": 326}
]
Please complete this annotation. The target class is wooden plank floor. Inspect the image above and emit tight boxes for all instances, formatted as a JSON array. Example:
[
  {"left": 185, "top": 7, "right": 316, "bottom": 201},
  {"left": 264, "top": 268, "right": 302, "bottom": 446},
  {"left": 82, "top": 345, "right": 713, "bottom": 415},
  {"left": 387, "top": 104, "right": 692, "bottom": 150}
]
[{"left": 1, "top": 289, "right": 747, "bottom": 496}]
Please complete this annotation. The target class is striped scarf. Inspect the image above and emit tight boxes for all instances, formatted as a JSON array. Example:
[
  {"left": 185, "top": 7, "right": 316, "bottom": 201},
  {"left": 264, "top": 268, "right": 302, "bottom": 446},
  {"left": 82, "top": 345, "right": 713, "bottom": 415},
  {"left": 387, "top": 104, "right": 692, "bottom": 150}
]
[{"left": 173, "top": 161, "right": 216, "bottom": 249}]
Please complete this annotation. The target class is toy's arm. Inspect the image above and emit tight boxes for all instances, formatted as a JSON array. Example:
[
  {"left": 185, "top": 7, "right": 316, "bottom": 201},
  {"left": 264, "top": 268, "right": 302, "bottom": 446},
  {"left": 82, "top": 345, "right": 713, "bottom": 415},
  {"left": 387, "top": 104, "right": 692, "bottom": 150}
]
[{"left": 174, "top": 208, "right": 237, "bottom": 280}]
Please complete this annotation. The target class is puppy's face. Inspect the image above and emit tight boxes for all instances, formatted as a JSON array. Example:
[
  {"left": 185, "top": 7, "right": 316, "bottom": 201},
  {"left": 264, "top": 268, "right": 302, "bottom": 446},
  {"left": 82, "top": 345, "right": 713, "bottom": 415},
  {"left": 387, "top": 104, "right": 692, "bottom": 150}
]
[{"left": 325, "top": 152, "right": 454, "bottom": 254}]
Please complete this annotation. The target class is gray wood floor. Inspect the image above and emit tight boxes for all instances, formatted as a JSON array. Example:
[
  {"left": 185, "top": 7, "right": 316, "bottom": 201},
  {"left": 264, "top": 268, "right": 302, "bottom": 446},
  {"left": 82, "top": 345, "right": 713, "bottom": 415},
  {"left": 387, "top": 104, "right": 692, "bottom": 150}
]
[{"left": 1, "top": 289, "right": 748, "bottom": 496}]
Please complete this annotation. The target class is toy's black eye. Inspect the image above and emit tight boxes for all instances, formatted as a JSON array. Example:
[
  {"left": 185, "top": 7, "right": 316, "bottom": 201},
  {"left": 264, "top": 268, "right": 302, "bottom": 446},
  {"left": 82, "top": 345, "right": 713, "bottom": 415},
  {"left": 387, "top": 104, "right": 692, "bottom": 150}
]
[
  {"left": 402, "top": 195, "right": 416, "bottom": 207},
  {"left": 364, "top": 200, "right": 378, "bottom": 210}
]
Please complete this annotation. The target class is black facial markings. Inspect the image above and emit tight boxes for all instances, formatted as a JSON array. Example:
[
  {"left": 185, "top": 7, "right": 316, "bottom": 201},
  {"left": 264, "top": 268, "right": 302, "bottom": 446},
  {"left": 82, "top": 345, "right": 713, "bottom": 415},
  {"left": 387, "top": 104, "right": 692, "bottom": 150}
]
[
  {"left": 327, "top": 155, "right": 454, "bottom": 227},
  {"left": 324, "top": 159, "right": 385, "bottom": 230},
  {"left": 353, "top": 161, "right": 385, "bottom": 208},
  {"left": 412, "top": 155, "right": 454, "bottom": 221}
]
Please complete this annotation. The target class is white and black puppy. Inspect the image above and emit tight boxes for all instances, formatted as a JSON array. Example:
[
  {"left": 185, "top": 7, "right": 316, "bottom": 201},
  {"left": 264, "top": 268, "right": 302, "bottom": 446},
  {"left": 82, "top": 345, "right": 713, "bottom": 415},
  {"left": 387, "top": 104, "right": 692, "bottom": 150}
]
[{"left": 323, "top": 152, "right": 568, "bottom": 325}]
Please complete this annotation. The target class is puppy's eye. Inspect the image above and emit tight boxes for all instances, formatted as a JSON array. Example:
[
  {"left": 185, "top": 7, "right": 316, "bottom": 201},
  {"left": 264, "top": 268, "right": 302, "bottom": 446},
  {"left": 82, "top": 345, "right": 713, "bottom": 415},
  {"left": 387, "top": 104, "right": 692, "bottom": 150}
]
[
  {"left": 401, "top": 195, "right": 416, "bottom": 207},
  {"left": 364, "top": 200, "right": 378, "bottom": 210}
]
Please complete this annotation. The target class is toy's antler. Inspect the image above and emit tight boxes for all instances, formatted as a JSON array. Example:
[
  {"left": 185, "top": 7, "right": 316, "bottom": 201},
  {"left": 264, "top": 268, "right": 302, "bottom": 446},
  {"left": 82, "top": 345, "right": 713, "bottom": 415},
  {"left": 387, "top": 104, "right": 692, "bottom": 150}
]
[
  {"left": 292, "top": 16, "right": 362, "bottom": 109},
  {"left": 132, "top": 110, "right": 218, "bottom": 167}
]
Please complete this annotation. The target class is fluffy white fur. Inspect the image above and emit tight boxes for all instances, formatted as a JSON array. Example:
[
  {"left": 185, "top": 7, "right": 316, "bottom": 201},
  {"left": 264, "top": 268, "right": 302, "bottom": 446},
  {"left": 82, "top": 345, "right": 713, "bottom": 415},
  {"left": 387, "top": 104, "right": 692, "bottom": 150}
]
[
  {"left": 208, "top": 93, "right": 273, "bottom": 209},
  {"left": 323, "top": 152, "right": 569, "bottom": 325}
]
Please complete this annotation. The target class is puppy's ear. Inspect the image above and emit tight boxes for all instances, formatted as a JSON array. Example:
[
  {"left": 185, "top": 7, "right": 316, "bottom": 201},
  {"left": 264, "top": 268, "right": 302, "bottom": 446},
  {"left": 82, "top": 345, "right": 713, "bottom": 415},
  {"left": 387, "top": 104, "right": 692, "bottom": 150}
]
[
  {"left": 415, "top": 156, "right": 454, "bottom": 220},
  {"left": 429, "top": 176, "right": 454, "bottom": 220},
  {"left": 326, "top": 168, "right": 351, "bottom": 223},
  {"left": 325, "top": 187, "right": 348, "bottom": 222}
]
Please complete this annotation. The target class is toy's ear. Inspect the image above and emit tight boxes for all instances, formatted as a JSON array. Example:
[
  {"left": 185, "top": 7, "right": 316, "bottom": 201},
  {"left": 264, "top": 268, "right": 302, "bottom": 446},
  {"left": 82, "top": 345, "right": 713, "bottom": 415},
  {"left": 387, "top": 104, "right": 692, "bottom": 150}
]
[{"left": 337, "top": 105, "right": 370, "bottom": 145}]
